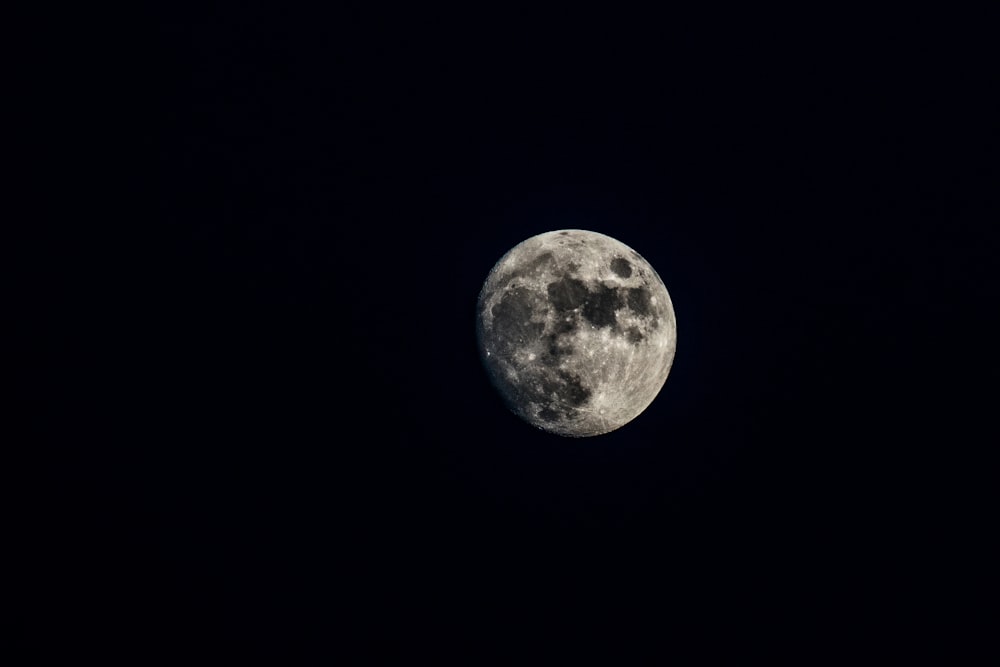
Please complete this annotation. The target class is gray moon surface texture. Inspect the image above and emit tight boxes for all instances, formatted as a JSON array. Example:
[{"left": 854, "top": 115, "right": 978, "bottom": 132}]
[{"left": 476, "top": 229, "right": 677, "bottom": 437}]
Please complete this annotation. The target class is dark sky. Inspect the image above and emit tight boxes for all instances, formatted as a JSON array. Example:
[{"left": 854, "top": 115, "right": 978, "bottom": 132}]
[{"left": 36, "top": 3, "right": 995, "bottom": 663}]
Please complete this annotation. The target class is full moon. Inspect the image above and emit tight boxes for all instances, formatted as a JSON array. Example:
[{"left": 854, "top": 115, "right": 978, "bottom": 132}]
[{"left": 476, "top": 229, "right": 677, "bottom": 437}]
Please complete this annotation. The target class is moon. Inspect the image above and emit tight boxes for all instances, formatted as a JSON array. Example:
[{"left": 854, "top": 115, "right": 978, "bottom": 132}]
[{"left": 476, "top": 229, "right": 677, "bottom": 437}]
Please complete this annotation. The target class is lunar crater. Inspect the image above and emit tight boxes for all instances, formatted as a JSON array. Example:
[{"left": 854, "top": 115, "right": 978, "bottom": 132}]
[{"left": 610, "top": 257, "right": 633, "bottom": 278}]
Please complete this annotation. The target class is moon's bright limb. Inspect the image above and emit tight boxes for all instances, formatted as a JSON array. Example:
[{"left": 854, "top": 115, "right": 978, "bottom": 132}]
[{"left": 476, "top": 229, "right": 677, "bottom": 437}]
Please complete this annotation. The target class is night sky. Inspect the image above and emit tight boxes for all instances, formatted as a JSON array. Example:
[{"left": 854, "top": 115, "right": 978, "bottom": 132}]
[{"left": 36, "top": 3, "right": 995, "bottom": 663}]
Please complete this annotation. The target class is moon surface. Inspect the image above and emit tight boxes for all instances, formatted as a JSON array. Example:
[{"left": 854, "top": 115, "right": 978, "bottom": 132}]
[{"left": 476, "top": 229, "right": 677, "bottom": 437}]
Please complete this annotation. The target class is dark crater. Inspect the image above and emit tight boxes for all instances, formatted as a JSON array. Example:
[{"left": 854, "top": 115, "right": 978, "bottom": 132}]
[{"left": 610, "top": 257, "right": 633, "bottom": 278}]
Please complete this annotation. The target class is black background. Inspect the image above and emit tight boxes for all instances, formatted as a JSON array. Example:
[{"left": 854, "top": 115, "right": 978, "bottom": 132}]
[{"left": 34, "top": 3, "right": 996, "bottom": 663}]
